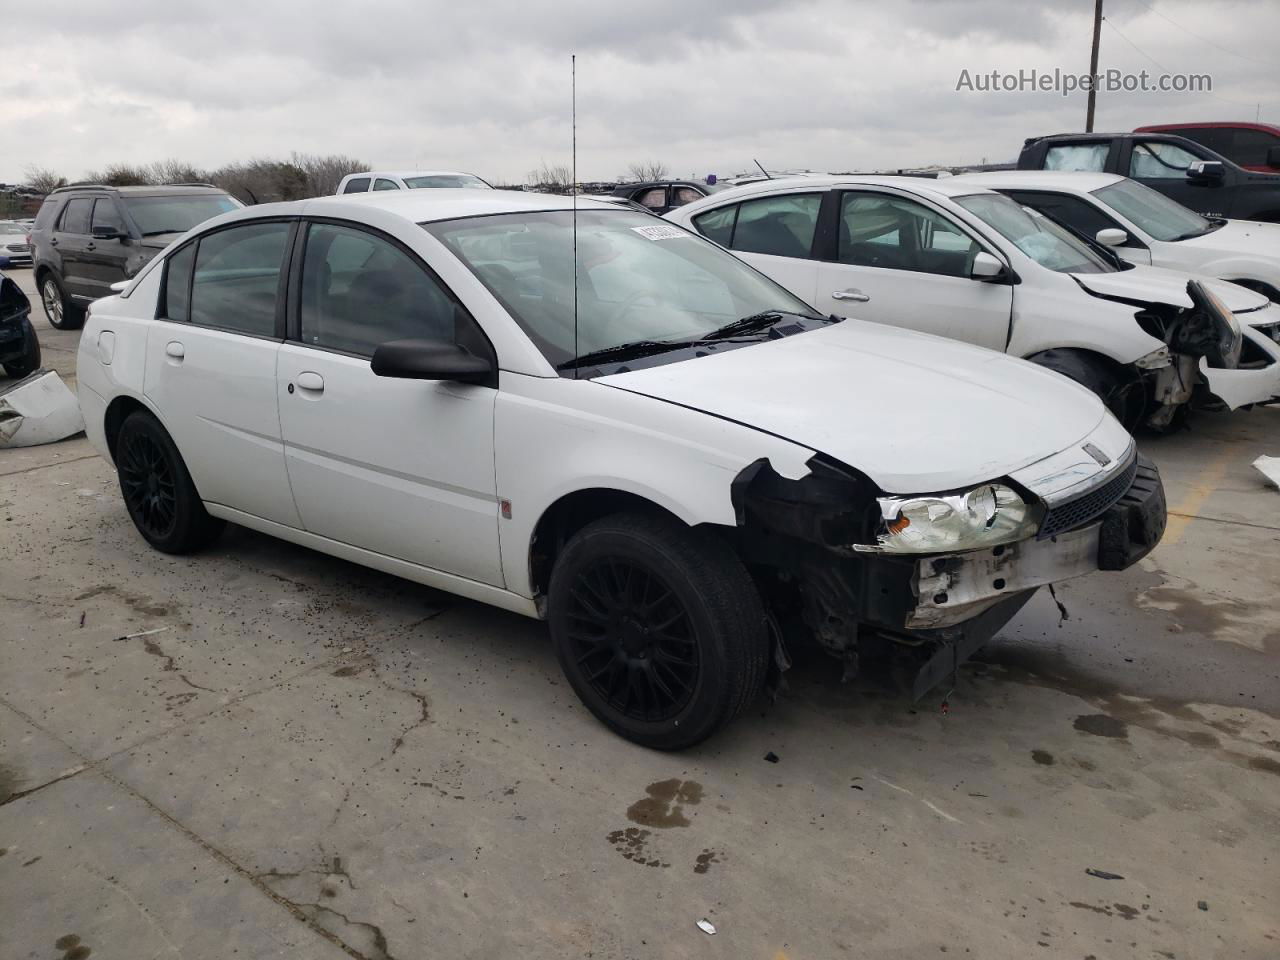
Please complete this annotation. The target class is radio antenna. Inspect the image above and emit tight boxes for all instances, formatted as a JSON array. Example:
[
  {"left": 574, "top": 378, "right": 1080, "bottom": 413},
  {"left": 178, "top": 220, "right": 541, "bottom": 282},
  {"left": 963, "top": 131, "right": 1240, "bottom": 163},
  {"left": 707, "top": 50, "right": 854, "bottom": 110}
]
[
  {"left": 753, "top": 158, "right": 773, "bottom": 180},
  {"left": 571, "top": 53, "right": 580, "bottom": 380}
]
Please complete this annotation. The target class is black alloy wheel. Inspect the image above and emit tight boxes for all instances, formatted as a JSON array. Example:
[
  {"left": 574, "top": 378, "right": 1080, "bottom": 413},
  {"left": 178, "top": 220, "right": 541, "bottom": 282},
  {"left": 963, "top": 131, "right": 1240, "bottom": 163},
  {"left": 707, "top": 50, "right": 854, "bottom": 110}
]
[{"left": 563, "top": 558, "right": 699, "bottom": 723}]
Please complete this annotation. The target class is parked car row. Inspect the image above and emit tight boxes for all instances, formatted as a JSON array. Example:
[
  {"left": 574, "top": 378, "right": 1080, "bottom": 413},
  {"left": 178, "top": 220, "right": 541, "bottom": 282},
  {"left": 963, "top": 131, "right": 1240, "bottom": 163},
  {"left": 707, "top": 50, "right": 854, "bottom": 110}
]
[{"left": 666, "top": 174, "right": 1280, "bottom": 429}]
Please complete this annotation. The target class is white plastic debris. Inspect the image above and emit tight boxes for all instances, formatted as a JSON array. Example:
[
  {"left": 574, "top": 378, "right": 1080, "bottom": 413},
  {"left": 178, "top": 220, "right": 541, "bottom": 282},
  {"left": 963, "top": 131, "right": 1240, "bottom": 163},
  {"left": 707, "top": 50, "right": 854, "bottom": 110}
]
[
  {"left": 1254, "top": 456, "right": 1280, "bottom": 491},
  {"left": 696, "top": 919, "right": 717, "bottom": 936},
  {"left": 0, "top": 369, "right": 84, "bottom": 448}
]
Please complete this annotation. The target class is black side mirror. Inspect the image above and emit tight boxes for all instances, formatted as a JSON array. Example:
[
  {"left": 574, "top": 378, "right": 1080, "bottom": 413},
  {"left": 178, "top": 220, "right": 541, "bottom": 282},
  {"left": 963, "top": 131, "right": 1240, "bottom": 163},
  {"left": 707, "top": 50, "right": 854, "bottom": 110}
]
[
  {"left": 371, "top": 339, "right": 495, "bottom": 387},
  {"left": 1266, "top": 146, "right": 1280, "bottom": 169},
  {"left": 91, "top": 224, "right": 126, "bottom": 240},
  {"left": 1187, "top": 160, "right": 1225, "bottom": 182}
]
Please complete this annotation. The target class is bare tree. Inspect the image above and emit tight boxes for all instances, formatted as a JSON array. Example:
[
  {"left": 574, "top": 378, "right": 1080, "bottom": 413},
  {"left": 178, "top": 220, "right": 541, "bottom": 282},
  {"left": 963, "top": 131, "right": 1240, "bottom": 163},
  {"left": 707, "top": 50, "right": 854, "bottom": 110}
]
[
  {"left": 290, "top": 152, "right": 368, "bottom": 197},
  {"left": 627, "top": 161, "right": 669, "bottom": 182},
  {"left": 147, "top": 159, "right": 211, "bottom": 184},
  {"left": 23, "top": 165, "right": 67, "bottom": 194},
  {"left": 81, "top": 163, "right": 153, "bottom": 186},
  {"left": 526, "top": 161, "right": 575, "bottom": 193}
]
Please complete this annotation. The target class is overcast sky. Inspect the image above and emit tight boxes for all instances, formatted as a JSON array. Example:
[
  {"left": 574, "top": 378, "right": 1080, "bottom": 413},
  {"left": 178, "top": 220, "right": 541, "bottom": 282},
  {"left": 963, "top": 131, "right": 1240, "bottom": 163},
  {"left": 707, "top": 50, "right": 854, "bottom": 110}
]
[{"left": 2, "top": 0, "right": 1275, "bottom": 185}]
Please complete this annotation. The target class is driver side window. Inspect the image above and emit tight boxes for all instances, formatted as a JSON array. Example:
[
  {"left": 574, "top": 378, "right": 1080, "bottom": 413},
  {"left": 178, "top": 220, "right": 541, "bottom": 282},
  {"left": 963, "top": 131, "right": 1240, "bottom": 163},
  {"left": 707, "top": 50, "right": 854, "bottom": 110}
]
[
  {"left": 298, "top": 222, "right": 475, "bottom": 357},
  {"left": 839, "top": 193, "right": 978, "bottom": 277},
  {"left": 1130, "top": 141, "right": 1200, "bottom": 179}
]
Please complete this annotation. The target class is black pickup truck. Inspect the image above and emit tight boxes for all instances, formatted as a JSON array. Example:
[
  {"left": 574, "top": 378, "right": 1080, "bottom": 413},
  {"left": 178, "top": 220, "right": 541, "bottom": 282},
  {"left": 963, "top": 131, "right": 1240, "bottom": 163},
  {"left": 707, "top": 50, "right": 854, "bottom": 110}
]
[{"left": 1018, "top": 132, "right": 1280, "bottom": 223}]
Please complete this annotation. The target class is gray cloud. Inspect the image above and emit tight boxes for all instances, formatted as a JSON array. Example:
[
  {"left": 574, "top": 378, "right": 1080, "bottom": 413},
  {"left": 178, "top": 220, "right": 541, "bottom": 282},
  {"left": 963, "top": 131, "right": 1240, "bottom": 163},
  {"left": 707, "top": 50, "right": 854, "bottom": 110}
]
[{"left": 2, "top": 0, "right": 1275, "bottom": 185}]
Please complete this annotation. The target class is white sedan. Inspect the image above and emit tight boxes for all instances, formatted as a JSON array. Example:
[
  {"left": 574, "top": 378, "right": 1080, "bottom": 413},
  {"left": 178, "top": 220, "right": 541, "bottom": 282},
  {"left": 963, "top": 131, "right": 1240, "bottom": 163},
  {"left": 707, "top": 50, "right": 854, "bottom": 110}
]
[
  {"left": 958, "top": 170, "right": 1280, "bottom": 303},
  {"left": 665, "top": 176, "right": 1280, "bottom": 429},
  {"left": 77, "top": 190, "right": 1165, "bottom": 747}
]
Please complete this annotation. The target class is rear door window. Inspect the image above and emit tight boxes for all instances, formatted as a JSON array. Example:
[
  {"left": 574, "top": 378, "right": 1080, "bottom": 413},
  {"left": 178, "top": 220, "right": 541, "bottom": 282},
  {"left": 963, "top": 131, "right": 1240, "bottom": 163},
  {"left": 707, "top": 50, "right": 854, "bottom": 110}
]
[
  {"left": 671, "top": 187, "right": 703, "bottom": 206},
  {"left": 342, "top": 177, "right": 372, "bottom": 194},
  {"left": 189, "top": 221, "right": 290, "bottom": 336},
  {"left": 59, "top": 198, "right": 92, "bottom": 235},
  {"left": 731, "top": 193, "right": 821, "bottom": 259},
  {"left": 1044, "top": 143, "right": 1109, "bottom": 172}
]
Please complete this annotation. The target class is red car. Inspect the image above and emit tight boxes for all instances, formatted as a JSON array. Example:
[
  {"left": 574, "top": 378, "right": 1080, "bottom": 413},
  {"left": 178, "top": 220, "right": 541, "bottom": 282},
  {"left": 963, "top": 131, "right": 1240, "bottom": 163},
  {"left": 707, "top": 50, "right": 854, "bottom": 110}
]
[{"left": 1135, "top": 122, "right": 1280, "bottom": 174}]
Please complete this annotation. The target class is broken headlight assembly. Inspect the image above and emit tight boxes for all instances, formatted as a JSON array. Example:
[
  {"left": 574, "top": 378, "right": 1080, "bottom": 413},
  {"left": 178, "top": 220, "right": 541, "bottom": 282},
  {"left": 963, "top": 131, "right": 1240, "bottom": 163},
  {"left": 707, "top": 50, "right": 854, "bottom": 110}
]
[
  {"left": 1185, "top": 279, "right": 1242, "bottom": 369},
  {"left": 861, "top": 483, "right": 1042, "bottom": 554}
]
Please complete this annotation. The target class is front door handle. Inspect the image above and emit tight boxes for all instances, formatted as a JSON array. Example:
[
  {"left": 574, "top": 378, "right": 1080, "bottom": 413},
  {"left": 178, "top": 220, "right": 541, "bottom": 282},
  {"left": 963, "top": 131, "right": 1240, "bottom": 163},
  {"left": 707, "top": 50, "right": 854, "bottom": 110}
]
[
  {"left": 295, "top": 371, "right": 325, "bottom": 394},
  {"left": 86, "top": 242, "right": 96, "bottom": 251},
  {"left": 165, "top": 341, "right": 185, "bottom": 362},
  {"left": 831, "top": 289, "right": 870, "bottom": 302}
]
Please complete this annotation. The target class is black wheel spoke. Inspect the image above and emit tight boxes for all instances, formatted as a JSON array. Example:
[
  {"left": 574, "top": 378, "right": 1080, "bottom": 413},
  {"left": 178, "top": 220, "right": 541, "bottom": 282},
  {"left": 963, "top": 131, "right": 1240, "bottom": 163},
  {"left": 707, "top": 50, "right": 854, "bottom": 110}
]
[{"left": 564, "top": 555, "right": 699, "bottom": 723}]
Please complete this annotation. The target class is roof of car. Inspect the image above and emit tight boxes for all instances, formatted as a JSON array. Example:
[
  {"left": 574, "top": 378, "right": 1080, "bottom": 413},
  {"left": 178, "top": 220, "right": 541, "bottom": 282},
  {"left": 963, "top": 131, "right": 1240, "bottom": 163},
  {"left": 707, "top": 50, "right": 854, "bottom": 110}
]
[
  {"left": 679, "top": 174, "right": 1004, "bottom": 206},
  {"left": 954, "top": 171, "right": 1126, "bottom": 192},
  {"left": 254, "top": 188, "right": 622, "bottom": 224},
  {"left": 344, "top": 170, "right": 484, "bottom": 180},
  {"left": 50, "top": 184, "right": 227, "bottom": 197}
]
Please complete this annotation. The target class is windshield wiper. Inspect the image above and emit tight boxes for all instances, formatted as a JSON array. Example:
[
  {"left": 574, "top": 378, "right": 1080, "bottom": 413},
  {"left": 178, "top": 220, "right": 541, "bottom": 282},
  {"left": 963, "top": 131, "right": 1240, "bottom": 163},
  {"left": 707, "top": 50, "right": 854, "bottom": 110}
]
[
  {"left": 140, "top": 228, "right": 187, "bottom": 236},
  {"left": 557, "top": 339, "right": 695, "bottom": 370},
  {"left": 700, "top": 309, "right": 817, "bottom": 341}
]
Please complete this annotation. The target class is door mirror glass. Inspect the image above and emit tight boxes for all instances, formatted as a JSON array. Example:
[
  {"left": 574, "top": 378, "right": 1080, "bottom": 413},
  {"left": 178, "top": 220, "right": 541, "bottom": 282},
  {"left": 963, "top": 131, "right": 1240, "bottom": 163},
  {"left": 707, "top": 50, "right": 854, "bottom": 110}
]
[
  {"left": 1187, "top": 160, "right": 1225, "bottom": 182},
  {"left": 91, "top": 224, "right": 125, "bottom": 240},
  {"left": 370, "top": 339, "right": 495, "bottom": 385},
  {"left": 1095, "top": 228, "right": 1129, "bottom": 247},
  {"left": 970, "top": 251, "right": 1005, "bottom": 280}
]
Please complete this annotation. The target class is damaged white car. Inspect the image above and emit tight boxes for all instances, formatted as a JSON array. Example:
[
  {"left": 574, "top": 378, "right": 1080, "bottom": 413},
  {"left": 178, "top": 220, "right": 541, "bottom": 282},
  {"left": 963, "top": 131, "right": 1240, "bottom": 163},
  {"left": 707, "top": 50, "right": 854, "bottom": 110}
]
[
  {"left": 76, "top": 191, "right": 1165, "bottom": 748},
  {"left": 666, "top": 176, "right": 1280, "bottom": 430}
]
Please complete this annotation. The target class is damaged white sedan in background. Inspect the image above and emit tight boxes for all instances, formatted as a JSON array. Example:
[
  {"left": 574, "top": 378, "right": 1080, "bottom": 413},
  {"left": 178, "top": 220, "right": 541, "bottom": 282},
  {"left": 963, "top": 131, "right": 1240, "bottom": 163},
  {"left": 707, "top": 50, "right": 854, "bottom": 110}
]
[
  {"left": 76, "top": 190, "right": 1165, "bottom": 748},
  {"left": 667, "top": 176, "right": 1280, "bottom": 430}
]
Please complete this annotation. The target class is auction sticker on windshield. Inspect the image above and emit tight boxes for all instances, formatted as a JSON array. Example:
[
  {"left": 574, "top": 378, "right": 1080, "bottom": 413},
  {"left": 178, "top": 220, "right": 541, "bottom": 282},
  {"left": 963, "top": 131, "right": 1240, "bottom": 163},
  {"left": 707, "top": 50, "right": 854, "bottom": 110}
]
[{"left": 632, "top": 224, "right": 689, "bottom": 241}]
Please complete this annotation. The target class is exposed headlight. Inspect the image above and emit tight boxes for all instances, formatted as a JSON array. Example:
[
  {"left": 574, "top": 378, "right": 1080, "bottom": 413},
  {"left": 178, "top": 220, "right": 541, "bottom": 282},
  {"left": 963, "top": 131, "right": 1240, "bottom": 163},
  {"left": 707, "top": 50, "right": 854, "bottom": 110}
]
[{"left": 863, "top": 483, "right": 1041, "bottom": 554}]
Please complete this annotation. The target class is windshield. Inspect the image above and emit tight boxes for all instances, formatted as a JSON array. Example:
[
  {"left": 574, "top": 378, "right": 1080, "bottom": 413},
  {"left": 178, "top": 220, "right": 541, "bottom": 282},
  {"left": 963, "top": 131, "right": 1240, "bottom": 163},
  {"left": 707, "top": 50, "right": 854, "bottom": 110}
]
[
  {"left": 123, "top": 195, "right": 240, "bottom": 235},
  {"left": 425, "top": 209, "right": 820, "bottom": 370},
  {"left": 403, "top": 174, "right": 491, "bottom": 190},
  {"left": 956, "top": 193, "right": 1113, "bottom": 274},
  {"left": 1092, "top": 179, "right": 1214, "bottom": 241}
]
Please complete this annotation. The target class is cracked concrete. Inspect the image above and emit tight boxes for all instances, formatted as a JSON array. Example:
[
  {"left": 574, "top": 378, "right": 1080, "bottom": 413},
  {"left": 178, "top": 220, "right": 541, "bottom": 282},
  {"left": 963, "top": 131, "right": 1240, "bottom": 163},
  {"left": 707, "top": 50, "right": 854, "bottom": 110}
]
[{"left": 2, "top": 267, "right": 1279, "bottom": 958}]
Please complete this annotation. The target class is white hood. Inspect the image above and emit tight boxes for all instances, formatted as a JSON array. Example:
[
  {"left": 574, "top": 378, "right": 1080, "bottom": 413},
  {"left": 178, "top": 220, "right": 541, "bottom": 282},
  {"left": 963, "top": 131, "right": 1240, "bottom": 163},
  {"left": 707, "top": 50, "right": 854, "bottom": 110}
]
[
  {"left": 600, "top": 320, "right": 1107, "bottom": 494},
  {"left": 1071, "top": 264, "right": 1269, "bottom": 313},
  {"left": 1174, "top": 218, "right": 1280, "bottom": 261}
]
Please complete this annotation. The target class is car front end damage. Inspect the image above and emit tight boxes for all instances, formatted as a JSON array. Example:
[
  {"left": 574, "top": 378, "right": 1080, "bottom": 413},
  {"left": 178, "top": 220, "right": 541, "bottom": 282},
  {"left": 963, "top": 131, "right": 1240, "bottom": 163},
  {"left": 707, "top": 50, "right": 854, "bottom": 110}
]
[
  {"left": 1120, "top": 281, "right": 1280, "bottom": 428},
  {"left": 730, "top": 424, "right": 1165, "bottom": 699}
]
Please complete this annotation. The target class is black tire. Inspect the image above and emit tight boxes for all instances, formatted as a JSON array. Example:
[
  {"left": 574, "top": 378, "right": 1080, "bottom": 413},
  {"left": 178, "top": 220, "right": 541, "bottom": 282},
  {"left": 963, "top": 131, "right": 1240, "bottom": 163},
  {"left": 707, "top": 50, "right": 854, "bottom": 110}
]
[
  {"left": 39, "top": 273, "right": 84, "bottom": 330},
  {"left": 548, "top": 512, "right": 769, "bottom": 750},
  {"left": 1029, "top": 348, "right": 1139, "bottom": 428},
  {"left": 2, "top": 319, "right": 40, "bottom": 378},
  {"left": 115, "top": 410, "right": 224, "bottom": 554}
]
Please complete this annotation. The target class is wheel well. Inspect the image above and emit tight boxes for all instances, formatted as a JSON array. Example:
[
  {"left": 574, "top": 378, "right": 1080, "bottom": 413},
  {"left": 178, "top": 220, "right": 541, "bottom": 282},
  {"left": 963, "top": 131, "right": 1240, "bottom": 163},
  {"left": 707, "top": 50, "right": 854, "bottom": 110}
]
[
  {"left": 1024, "top": 346, "right": 1130, "bottom": 378},
  {"left": 33, "top": 265, "right": 52, "bottom": 288},
  {"left": 528, "top": 488, "right": 685, "bottom": 597},
  {"left": 1226, "top": 277, "right": 1280, "bottom": 302},
  {"left": 103, "top": 396, "right": 150, "bottom": 463}
]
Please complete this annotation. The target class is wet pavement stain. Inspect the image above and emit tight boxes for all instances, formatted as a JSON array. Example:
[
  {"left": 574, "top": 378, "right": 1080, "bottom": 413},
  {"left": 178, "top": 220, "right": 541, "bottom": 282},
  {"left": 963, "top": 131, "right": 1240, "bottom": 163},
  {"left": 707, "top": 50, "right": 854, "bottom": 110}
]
[
  {"left": 1248, "top": 755, "right": 1280, "bottom": 776},
  {"left": 73, "top": 583, "right": 172, "bottom": 618},
  {"left": 1074, "top": 714, "right": 1128, "bottom": 739},
  {"left": 606, "top": 827, "right": 669, "bottom": 867},
  {"left": 55, "top": 934, "right": 91, "bottom": 959},
  {"left": 693, "top": 849, "right": 723, "bottom": 874},
  {"left": 1031, "top": 749, "right": 1055, "bottom": 765},
  {"left": 0, "top": 762, "right": 23, "bottom": 804},
  {"left": 626, "top": 778, "right": 703, "bottom": 828}
]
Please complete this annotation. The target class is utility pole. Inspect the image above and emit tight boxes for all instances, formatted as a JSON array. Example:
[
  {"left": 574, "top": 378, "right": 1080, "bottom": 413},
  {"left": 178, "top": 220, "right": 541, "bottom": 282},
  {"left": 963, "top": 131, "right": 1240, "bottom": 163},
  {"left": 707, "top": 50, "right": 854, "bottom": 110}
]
[{"left": 1085, "top": 0, "right": 1103, "bottom": 132}]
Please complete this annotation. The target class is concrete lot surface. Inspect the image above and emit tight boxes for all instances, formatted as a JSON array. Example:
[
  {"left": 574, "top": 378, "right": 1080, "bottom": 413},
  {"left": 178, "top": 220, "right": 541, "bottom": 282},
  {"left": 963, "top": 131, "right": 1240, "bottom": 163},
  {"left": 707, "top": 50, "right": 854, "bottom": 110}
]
[{"left": 2, "top": 266, "right": 1278, "bottom": 959}]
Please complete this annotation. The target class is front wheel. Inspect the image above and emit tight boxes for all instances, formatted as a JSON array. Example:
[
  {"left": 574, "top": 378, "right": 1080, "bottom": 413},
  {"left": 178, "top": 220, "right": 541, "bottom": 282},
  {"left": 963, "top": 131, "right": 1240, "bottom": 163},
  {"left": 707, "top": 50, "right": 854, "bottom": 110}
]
[
  {"left": 548, "top": 512, "right": 769, "bottom": 749},
  {"left": 116, "top": 410, "right": 224, "bottom": 553},
  {"left": 40, "top": 274, "right": 84, "bottom": 330}
]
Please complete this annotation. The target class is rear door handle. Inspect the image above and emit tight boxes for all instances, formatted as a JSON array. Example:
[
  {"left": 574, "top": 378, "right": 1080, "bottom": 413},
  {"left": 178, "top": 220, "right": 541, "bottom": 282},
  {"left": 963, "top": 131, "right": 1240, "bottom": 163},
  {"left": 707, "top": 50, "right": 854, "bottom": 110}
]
[
  {"left": 49, "top": 237, "right": 58, "bottom": 246},
  {"left": 165, "top": 341, "right": 185, "bottom": 361},
  {"left": 295, "top": 371, "right": 324, "bottom": 394},
  {"left": 831, "top": 289, "right": 870, "bottom": 302},
  {"left": 86, "top": 242, "right": 96, "bottom": 251}
]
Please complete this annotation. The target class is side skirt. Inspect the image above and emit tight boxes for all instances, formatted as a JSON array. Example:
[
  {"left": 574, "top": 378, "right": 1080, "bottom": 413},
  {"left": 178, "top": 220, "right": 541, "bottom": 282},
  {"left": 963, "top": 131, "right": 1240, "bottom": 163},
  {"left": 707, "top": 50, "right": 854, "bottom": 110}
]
[{"left": 205, "top": 503, "right": 542, "bottom": 620}]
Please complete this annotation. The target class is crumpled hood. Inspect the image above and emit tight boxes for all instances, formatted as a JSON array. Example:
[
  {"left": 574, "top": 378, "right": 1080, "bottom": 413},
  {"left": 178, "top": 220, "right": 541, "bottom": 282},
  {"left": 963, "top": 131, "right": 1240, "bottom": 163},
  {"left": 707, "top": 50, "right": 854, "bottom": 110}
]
[
  {"left": 600, "top": 320, "right": 1107, "bottom": 494},
  {"left": 1072, "top": 264, "right": 1269, "bottom": 313}
]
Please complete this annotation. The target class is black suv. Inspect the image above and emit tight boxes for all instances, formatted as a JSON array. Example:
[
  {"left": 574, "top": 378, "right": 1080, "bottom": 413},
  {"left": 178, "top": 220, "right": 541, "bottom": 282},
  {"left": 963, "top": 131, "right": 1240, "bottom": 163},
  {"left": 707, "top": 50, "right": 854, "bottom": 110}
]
[
  {"left": 30, "top": 184, "right": 239, "bottom": 329},
  {"left": 610, "top": 180, "right": 722, "bottom": 215},
  {"left": 0, "top": 263, "right": 40, "bottom": 378}
]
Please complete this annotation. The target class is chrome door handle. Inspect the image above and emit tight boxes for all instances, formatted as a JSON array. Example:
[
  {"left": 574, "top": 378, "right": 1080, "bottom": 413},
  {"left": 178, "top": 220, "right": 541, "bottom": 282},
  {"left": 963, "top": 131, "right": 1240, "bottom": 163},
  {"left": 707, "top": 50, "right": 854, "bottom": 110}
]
[
  {"left": 832, "top": 289, "right": 870, "bottom": 302},
  {"left": 295, "top": 371, "right": 324, "bottom": 393},
  {"left": 85, "top": 242, "right": 96, "bottom": 251},
  {"left": 165, "top": 341, "right": 185, "bottom": 359}
]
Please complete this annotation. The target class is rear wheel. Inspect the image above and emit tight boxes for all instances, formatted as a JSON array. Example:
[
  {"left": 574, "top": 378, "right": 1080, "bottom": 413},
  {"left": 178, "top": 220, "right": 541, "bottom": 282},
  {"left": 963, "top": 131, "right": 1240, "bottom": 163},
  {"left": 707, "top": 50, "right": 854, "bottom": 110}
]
[
  {"left": 116, "top": 410, "right": 224, "bottom": 553},
  {"left": 548, "top": 512, "right": 769, "bottom": 749},
  {"left": 1029, "top": 348, "right": 1140, "bottom": 428},
  {"left": 40, "top": 274, "right": 84, "bottom": 330},
  {"left": 2, "top": 319, "right": 40, "bottom": 378}
]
